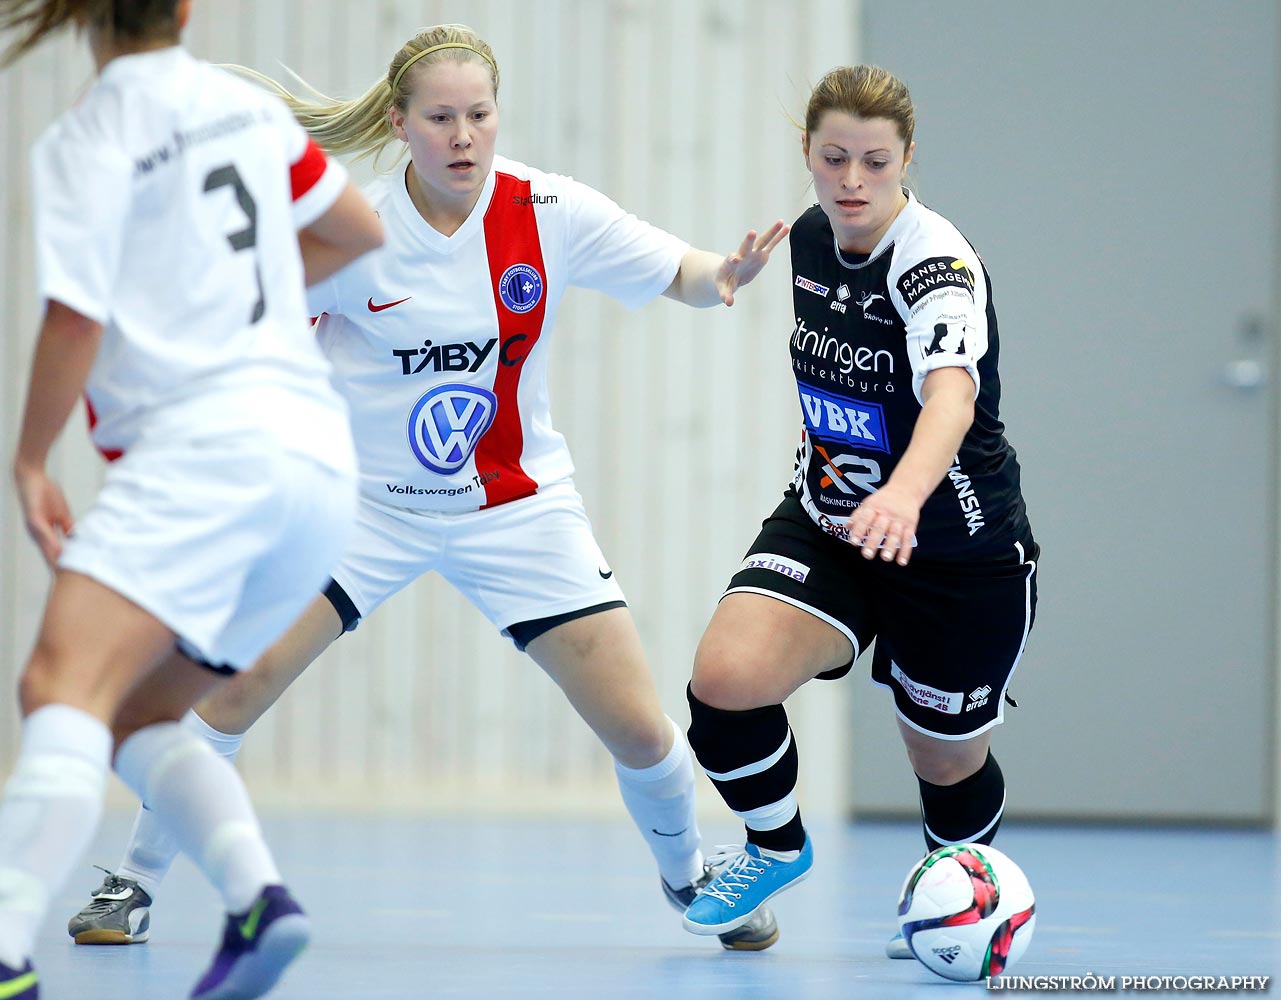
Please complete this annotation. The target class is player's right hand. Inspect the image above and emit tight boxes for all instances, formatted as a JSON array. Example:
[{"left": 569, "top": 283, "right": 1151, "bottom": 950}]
[{"left": 14, "top": 464, "right": 73, "bottom": 566}]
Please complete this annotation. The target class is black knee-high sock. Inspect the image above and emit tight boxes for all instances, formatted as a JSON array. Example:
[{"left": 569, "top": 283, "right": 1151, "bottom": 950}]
[
  {"left": 917, "top": 751, "right": 1005, "bottom": 853},
  {"left": 686, "top": 684, "right": 806, "bottom": 852}
]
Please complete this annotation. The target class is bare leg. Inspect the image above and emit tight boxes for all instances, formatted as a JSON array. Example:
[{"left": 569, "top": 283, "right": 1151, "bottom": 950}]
[
  {"left": 526, "top": 608, "right": 703, "bottom": 888},
  {"left": 0, "top": 571, "right": 180, "bottom": 967},
  {"left": 687, "top": 592, "right": 850, "bottom": 848},
  {"left": 94, "top": 595, "right": 343, "bottom": 906}
]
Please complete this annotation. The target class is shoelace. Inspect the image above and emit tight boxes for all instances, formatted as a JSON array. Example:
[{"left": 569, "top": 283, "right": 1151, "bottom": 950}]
[
  {"left": 698, "top": 846, "right": 771, "bottom": 906},
  {"left": 86, "top": 866, "right": 137, "bottom": 908}
]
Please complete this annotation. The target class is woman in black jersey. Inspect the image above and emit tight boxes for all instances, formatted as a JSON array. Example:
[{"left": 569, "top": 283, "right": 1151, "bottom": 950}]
[{"left": 678, "top": 66, "right": 1038, "bottom": 955}]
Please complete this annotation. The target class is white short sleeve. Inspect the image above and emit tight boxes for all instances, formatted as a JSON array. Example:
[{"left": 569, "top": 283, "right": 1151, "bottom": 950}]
[
  {"left": 891, "top": 251, "right": 987, "bottom": 403},
  {"left": 265, "top": 102, "right": 348, "bottom": 230},
  {"left": 564, "top": 180, "right": 689, "bottom": 310},
  {"left": 32, "top": 126, "right": 132, "bottom": 323}
]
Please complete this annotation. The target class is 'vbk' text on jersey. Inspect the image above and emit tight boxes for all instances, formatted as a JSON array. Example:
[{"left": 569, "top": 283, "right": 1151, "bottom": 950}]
[{"left": 785, "top": 190, "right": 1030, "bottom": 559}]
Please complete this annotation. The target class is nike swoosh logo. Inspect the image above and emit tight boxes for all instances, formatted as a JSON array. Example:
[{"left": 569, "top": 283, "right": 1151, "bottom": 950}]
[
  {"left": 368, "top": 296, "right": 412, "bottom": 312},
  {"left": 91, "top": 889, "right": 134, "bottom": 901},
  {"left": 598, "top": 568, "right": 613, "bottom": 579},
  {"left": 238, "top": 897, "right": 269, "bottom": 941},
  {"left": 652, "top": 827, "right": 687, "bottom": 837}
]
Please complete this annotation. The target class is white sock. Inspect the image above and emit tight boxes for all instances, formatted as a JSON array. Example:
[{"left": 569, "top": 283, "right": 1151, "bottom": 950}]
[
  {"left": 0, "top": 704, "right": 111, "bottom": 967},
  {"left": 117, "top": 710, "right": 244, "bottom": 899},
  {"left": 614, "top": 717, "right": 704, "bottom": 889},
  {"left": 114, "top": 722, "right": 277, "bottom": 914}
]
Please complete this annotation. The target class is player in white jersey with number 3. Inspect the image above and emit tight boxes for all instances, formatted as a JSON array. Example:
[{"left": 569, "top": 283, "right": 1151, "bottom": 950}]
[
  {"left": 0, "top": 1, "right": 383, "bottom": 997},
  {"left": 67, "top": 22, "right": 790, "bottom": 954}
]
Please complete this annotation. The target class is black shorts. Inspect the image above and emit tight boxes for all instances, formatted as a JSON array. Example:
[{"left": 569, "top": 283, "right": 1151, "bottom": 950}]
[{"left": 725, "top": 491, "right": 1038, "bottom": 739}]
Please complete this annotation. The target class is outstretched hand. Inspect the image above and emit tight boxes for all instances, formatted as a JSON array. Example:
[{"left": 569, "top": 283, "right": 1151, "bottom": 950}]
[{"left": 715, "top": 221, "right": 790, "bottom": 306}]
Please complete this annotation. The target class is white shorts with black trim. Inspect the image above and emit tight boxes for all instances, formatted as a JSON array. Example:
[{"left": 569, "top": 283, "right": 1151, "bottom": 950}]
[
  {"left": 59, "top": 433, "right": 357, "bottom": 672},
  {"left": 329, "top": 480, "right": 625, "bottom": 645}
]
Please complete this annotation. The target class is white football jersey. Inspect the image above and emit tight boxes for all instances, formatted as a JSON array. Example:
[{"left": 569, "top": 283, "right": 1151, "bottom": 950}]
[
  {"left": 33, "top": 47, "right": 351, "bottom": 464},
  {"left": 308, "top": 155, "right": 688, "bottom": 511}
]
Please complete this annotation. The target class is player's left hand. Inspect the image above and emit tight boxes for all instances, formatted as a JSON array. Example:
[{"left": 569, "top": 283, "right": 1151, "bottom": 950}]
[
  {"left": 715, "top": 221, "right": 790, "bottom": 306},
  {"left": 14, "top": 464, "right": 73, "bottom": 567},
  {"left": 846, "top": 485, "right": 920, "bottom": 566}
]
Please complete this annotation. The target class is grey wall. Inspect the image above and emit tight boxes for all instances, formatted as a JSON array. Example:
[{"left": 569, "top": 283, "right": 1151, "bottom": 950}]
[{"left": 849, "top": 0, "right": 1281, "bottom": 824}]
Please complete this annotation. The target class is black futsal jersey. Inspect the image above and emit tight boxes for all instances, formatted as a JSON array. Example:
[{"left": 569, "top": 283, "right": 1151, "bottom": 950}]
[{"left": 787, "top": 190, "right": 1030, "bottom": 560}]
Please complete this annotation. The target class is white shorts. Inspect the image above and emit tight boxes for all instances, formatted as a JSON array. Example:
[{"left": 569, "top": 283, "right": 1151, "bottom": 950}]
[
  {"left": 60, "top": 433, "right": 357, "bottom": 671},
  {"left": 330, "top": 480, "right": 625, "bottom": 645}
]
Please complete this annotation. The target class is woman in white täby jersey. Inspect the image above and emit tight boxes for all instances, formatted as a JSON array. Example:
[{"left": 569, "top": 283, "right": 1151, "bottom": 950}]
[
  {"left": 68, "top": 22, "right": 789, "bottom": 953},
  {"left": 0, "top": 1, "right": 383, "bottom": 998}
]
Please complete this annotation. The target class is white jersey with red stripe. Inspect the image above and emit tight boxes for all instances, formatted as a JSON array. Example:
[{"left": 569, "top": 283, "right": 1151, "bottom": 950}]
[
  {"left": 32, "top": 47, "right": 351, "bottom": 466},
  {"left": 308, "top": 155, "right": 688, "bottom": 511}
]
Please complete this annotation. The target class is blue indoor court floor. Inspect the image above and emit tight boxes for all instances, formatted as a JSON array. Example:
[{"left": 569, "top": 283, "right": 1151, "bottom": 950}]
[{"left": 31, "top": 812, "right": 1281, "bottom": 999}]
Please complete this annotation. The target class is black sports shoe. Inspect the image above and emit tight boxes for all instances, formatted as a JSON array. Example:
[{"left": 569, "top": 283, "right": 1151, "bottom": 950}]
[{"left": 67, "top": 869, "right": 152, "bottom": 945}]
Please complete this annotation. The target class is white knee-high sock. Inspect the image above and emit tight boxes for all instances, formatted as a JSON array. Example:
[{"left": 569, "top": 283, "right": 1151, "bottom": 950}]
[
  {"left": 116, "top": 709, "right": 244, "bottom": 899},
  {"left": 614, "top": 717, "right": 704, "bottom": 889},
  {"left": 0, "top": 704, "right": 111, "bottom": 967},
  {"left": 114, "top": 722, "right": 276, "bottom": 915}
]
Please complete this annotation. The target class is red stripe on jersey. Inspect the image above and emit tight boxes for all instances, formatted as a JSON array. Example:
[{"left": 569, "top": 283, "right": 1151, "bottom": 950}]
[
  {"left": 84, "top": 397, "right": 123, "bottom": 462},
  {"left": 290, "top": 138, "right": 328, "bottom": 201},
  {"left": 477, "top": 173, "right": 548, "bottom": 507}
]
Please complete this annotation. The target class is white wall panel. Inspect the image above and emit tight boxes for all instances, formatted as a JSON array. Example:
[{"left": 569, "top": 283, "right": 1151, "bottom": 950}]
[{"left": 0, "top": 1, "right": 860, "bottom": 816}]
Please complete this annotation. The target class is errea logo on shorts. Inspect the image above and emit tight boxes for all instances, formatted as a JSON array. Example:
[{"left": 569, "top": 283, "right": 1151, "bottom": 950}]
[
  {"left": 890, "top": 662, "right": 962, "bottom": 714},
  {"left": 966, "top": 685, "right": 992, "bottom": 712},
  {"left": 739, "top": 553, "right": 810, "bottom": 584}
]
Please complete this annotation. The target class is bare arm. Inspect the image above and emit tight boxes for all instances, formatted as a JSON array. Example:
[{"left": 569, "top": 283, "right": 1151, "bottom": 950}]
[
  {"left": 13, "top": 300, "right": 103, "bottom": 563},
  {"left": 845, "top": 366, "right": 976, "bottom": 566},
  {"left": 662, "top": 222, "right": 789, "bottom": 308},
  {"left": 297, "top": 180, "right": 384, "bottom": 286}
]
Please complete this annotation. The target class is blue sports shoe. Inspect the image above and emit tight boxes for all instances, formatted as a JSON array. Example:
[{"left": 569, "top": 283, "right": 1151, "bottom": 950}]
[
  {"left": 0, "top": 959, "right": 37, "bottom": 999},
  {"left": 682, "top": 838, "right": 814, "bottom": 936},
  {"left": 190, "top": 885, "right": 310, "bottom": 1000},
  {"left": 663, "top": 863, "right": 780, "bottom": 950}
]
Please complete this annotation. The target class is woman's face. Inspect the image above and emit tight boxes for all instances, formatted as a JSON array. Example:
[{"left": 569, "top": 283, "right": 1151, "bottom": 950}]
[
  {"left": 390, "top": 58, "right": 498, "bottom": 214},
  {"left": 804, "top": 112, "right": 913, "bottom": 254}
]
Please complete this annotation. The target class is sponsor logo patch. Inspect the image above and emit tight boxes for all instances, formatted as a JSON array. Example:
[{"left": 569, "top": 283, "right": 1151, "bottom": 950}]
[
  {"left": 925, "top": 319, "right": 968, "bottom": 357},
  {"left": 406, "top": 383, "right": 497, "bottom": 474},
  {"left": 739, "top": 553, "right": 811, "bottom": 583},
  {"left": 897, "top": 256, "right": 974, "bottom": 307},
  {"left": 797, "top": 384, "right": 890, "bottom": 452},
  {"left": 890, "top": 661, "right": 962, "bottom": 714},
  {"left": 795, "top": 274, "right": 830, "bottom": 297},
  {"left": 498, "top": 263, "right": 544, "bottom": 313},
  {"left": 792, "top": 318, "right": 895, "bottom": 376},
  {"left": 966, "top": 684, "right": 992, "bottom": 713}
]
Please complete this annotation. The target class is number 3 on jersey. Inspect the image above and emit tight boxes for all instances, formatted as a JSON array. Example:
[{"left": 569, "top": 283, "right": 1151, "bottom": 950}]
[{"left": 203, "top": 164, "right": 265, "bottom": 324}]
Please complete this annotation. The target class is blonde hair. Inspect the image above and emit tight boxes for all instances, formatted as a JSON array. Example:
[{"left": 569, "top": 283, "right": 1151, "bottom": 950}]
[
  {"left": 0, "top": 0, "right": 180, "bottom": 66},
  {"left": 230, "top": 23, "right": 499, "bottom": 164},
  {"left": 804, "top": 65, "right": 915, "bottom": 149}
]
